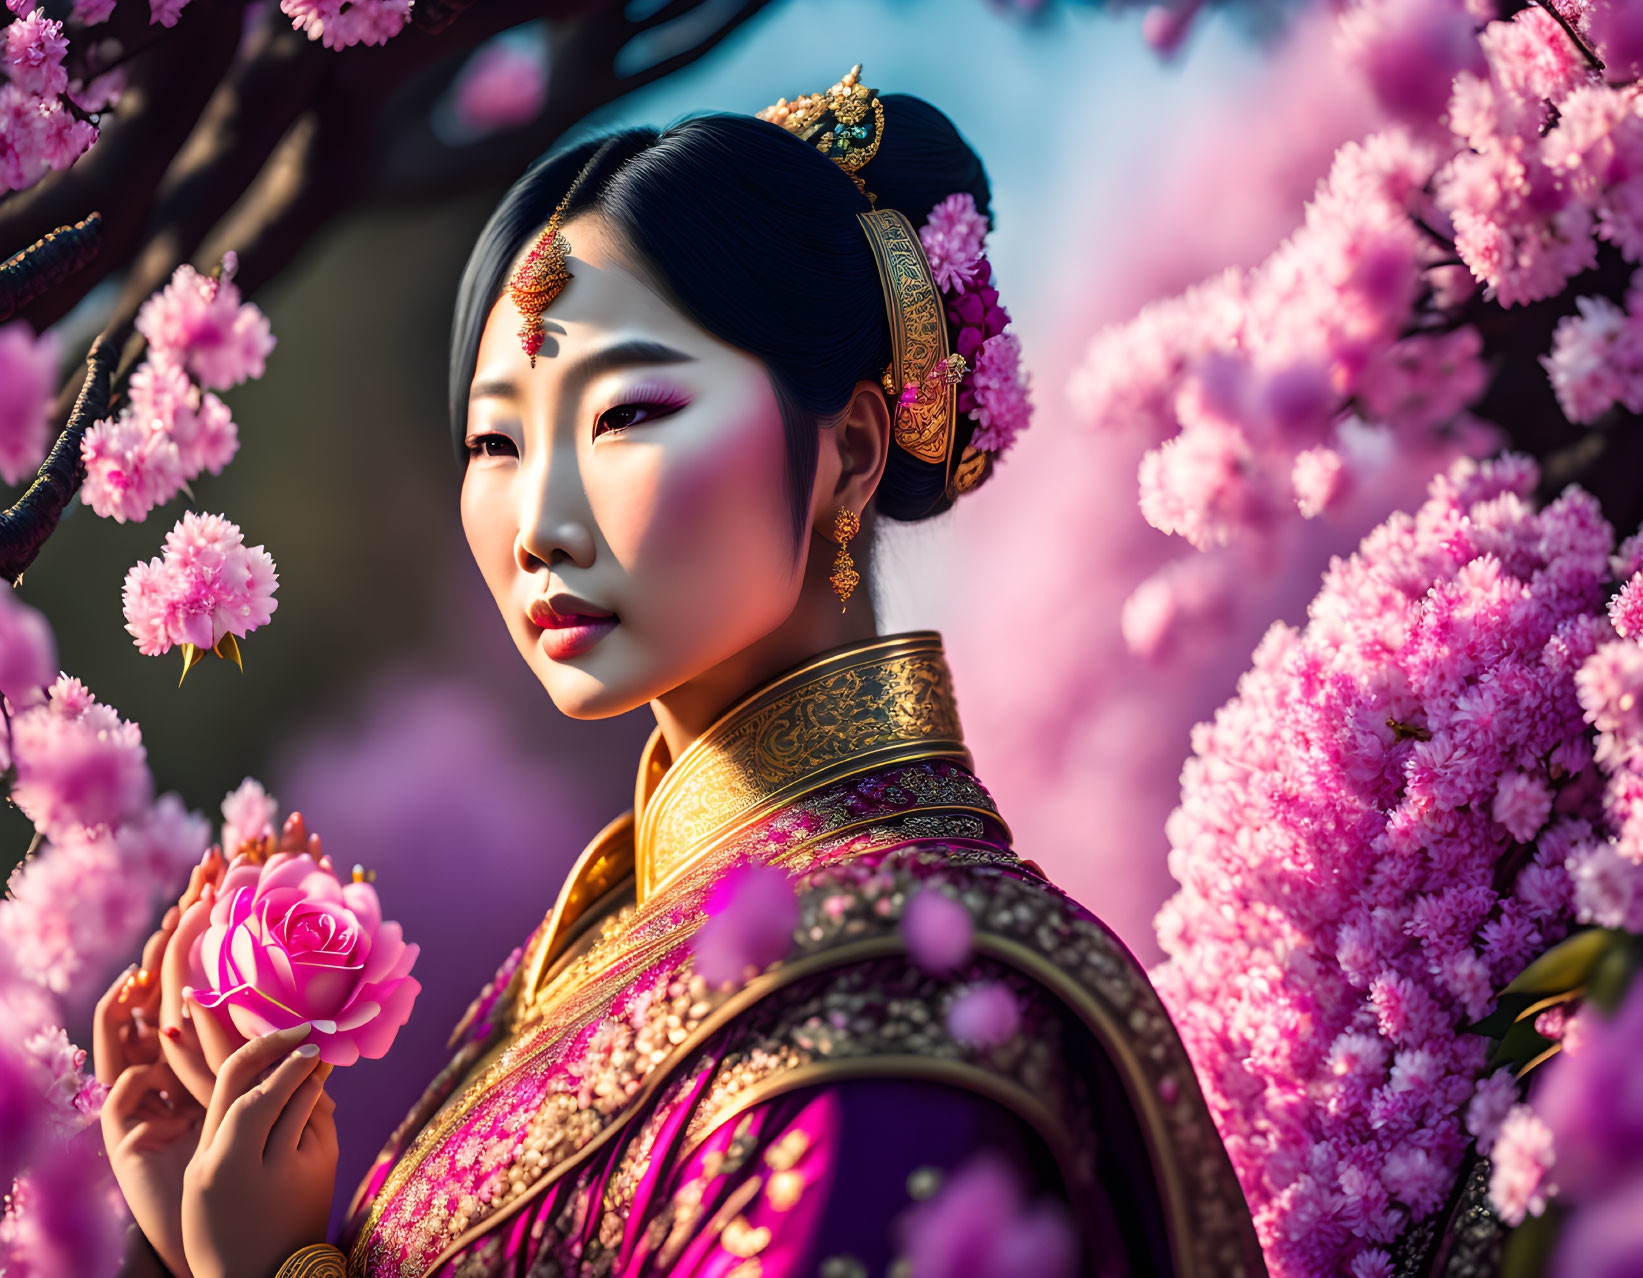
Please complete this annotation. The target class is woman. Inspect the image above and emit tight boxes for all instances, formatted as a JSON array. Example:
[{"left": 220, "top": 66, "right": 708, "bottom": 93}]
[{"left": 96, "top": 69, "right": 1264, "bottom": 1278}]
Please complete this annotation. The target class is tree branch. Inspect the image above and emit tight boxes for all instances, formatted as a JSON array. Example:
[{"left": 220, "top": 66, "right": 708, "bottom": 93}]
[
  {"left": 0, "top": 336, "right": 115, "bottom": 587},
  {"left": 0, "top": 213, "right": 102, "bottom": 323}
]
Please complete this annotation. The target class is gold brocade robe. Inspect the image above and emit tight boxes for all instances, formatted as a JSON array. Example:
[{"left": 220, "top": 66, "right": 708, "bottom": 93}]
[{"left": 334, "top": 632, "right": 1266, "bottom": 1278}]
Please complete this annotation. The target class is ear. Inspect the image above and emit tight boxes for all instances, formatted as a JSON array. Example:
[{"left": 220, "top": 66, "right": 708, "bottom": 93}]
[{"left": 811, "top": 379, "right": 891, "bottom": 535}]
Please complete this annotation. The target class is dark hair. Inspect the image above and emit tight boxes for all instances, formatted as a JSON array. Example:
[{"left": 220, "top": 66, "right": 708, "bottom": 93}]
[{"left": 450, "top": 94, "right": 993, "bottom": 552}]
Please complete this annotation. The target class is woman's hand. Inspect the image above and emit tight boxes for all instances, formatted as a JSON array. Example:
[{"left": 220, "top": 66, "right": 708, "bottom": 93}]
[
  {"left": 181, "top": 1023, "right": 338, "bottom": 1278},
  {"left": 96, "top": 898, "right": 208, "bottom": 1278}
]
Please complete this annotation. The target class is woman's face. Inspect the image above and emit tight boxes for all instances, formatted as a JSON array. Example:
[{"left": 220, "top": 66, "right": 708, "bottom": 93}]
[{"left": 460, "top": 212, "right": 810, "bottom": 720}]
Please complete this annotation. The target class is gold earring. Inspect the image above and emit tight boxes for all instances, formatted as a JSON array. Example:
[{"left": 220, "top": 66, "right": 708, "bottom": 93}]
[{"left": 830, "top": 506, "right": 860, "bottom": 611}]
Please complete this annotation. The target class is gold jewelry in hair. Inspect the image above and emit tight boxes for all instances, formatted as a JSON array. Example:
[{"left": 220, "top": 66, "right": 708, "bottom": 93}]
[
  {"left": 830, "top": 506, "right": 860, "bottom": 610},
  {"left": 508, "top": 190, "right": 574, "bottom": 368},
  {"left": 857, "top": 208, "right": 958, "bottom": 475},
  {"left": 757, "top": 63, "right": 885, "bottom": 204}
]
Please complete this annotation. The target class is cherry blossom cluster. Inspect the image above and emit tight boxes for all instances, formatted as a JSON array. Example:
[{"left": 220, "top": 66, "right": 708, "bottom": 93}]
[
  {"left": 1, "top": 10, "right": 98, "bottom": 195},
  {"left": 278, "top": 0, "right": 413, "bottom": 51},
  {"left": 81, "top": 256, "right": 271, "bottom": 524},
  {"left": 1073, "top": 1, "right": 1643, "bottom": 662},
  {"left": 0, "top": 583, "right": 235, "bottom": 1278},
  {"left": 917, "top": 192, "right": 1034, "bottom": 460},
  {"left": 121, "top": 511, "right": 279, "bottom": 660},
  {"left": 1150, "top": 455, "right": 1643, "bottom": 1276}
]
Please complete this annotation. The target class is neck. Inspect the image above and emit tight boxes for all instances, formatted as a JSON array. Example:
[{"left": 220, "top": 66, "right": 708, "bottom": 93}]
[{"left": 648, "top": 537, "right": 878, "bottom": 760}]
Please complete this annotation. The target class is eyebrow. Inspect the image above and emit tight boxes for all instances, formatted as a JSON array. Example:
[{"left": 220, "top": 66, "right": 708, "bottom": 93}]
[{"left": 471, "top": 338, "right": 696, "bottom": 404}]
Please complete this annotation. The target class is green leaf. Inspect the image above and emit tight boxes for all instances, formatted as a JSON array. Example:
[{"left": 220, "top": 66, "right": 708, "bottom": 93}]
[
  {"left": 1464, "top": 992, "right": 1536, "bottom": 1039},
  {"left": 1486, "top": 1014, "right": 1554, "bottom": 1073},
  {"left": 1502, "top": 928, "right": 1615, "bottom": 996},
  {"left": 1585, "top": 938, "right": 1638, "bottom": 1016}
]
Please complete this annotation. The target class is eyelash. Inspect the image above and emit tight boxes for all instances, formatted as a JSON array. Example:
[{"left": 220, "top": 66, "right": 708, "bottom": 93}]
[
  {"left": 591, "top": 383, "right": 690, "bottom": 439},
  {"left": 464, "top": 385, "right": 690, "bottom": 458}
]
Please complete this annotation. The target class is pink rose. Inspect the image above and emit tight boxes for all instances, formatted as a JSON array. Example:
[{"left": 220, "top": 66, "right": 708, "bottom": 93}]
[{"left": 173, "top": 849, "right": 419, "bottom": 1070}]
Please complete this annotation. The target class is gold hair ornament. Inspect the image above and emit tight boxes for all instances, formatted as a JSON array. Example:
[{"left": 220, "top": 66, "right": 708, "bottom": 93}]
[{"left": 757, "top": 64, "right": 885, "bottom": 205}]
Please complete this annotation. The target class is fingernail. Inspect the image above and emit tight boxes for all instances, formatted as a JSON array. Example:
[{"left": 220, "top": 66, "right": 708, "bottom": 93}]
[
  {"left": 136, "top": 968, "right": 151, "bottom": 986},
  {"left": 161, "top": 1026, "right": 181, "bottom": 1041},
  {"left": 293, "top": 1043, "right": 319, "bottom": 1059}
]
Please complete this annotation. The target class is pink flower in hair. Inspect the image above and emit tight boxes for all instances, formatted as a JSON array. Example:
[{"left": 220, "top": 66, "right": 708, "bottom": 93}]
[
  {"left": 121, "top": 511, "right": 278, "bottom": 656},
  {"left": 965, "top": 332, "right": 1032, "bottom": 456},
  {"left": 80, "top": 414, "right": 185, "bottom": 523},
  {"left": 0, "top": 319, "right": 58, "bottom": 486},
  {"left": 134, "top": 262, "right": 274, "bottom": 391},
  {"left": 919, "top": 192, "right": 989, "bottom": 293}
]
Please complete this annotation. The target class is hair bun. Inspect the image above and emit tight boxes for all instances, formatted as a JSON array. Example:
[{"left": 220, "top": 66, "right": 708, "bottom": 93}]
[{"left": 866, "top": 94, "right": 992, "bottom": 237}]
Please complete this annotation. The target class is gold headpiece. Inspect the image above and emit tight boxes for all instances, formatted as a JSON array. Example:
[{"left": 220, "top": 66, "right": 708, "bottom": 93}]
[
  {"left": 757, "top": 63, "right": 886, "bottom": 205},
  {"left": 761, "top": 65, "right": 976, "bottom": 512}
]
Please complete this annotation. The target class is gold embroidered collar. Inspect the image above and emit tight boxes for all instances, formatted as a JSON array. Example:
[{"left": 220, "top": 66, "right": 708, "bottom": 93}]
[
  {"left": 633, "top": 629, "right": 970, "bottom": 901},
  {"left": 519, "top": 630, "right": 973, "bottom": 1007}
]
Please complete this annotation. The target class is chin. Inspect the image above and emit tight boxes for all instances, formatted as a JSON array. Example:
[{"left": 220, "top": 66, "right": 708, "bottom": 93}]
[{"left": 530, "top": 643, "right": 663, "bottom": 720}]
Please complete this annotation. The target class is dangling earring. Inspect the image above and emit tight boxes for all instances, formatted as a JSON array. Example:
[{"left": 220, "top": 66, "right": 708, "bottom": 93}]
[{"left": 830, "top": 507, "right": 860, "bottom": 611}]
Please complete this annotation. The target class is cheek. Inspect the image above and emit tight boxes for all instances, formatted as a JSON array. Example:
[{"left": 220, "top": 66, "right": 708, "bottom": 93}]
[
  {"left": 597, "top": 394, "right": 798, "bottom": 624},
  {"left": 460, "top": 470, "right": 521, "bottom": 605}
]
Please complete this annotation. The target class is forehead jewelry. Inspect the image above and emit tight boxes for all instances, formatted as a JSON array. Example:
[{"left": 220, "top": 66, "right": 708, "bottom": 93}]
[{"left": 508, "top": 189, "right": 574, "bottom": 368}]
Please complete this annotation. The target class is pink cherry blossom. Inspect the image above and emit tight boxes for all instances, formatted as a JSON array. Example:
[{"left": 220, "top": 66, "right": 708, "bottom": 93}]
[
  {"left": 1588, "top": 0, "right": 1643, "bottom": 82},
  {"left": 0, "top": 320, "right": 58, "bottom": 486},
  {"left": 133, "top": 262, "right": 275, "bottom": 391},
  {"left": 0, "top": 832, "right": 154, "bottom": 995},
  {"left": 691, "top": 862, "right": 798, "bottom": 986},
  {"left": 1541, "top": 289, "right": 1643, "bottom": 424},
  {"left": 79, "top": 414, "right": 184, "bottom": 523},
  {"left": 4, "top": 12, "right": 68, "bottom": 98},
  {"left": 279, "top": 0, "right": 411, "bottom": 51},
  {"left": 1150, "top": 455, "right": 1636, "bottom": 1275},
  {"left": 8, "top": 697, "right": 149, "bottom": 843},
  {"left": 0, "top": 83, "right": 96, "bottom": 195},
  {"left": 1291, "top": 445, "right": 1348, "bottom": 518},
  {"left": 121, "top": 511, "right": 278, "bottom": 656},
  {"left": 72, "top": 0, "right": 117, "bottom": 23},
  {"left": 900, "top": 887, "right": 974, "bottom": 975},
  {"left": 450, "top": 36, "right": 548, "bottom": 137},
  {"left": 127, "top": 357, "right": 239, "bottom": 478},
  {"left": 946, "top": 981, "right": 1019, "bottom": 1047},
  {"left": 182, "top": 848, "right": 421, "bottom": 1067},
  {"left": 0, "top": 584, "right": 55, "bottom": 710},
  {"left": 148, "top": 0, "right": 191, "bottom": 24},
  {"left": 0, "top": 1136, "right": 126, "bottom": 1278},
  {"left": 219, "top": 777, "right": 277, "bottom": 855},
  {"left": 1490, "top": 1104, "right": 1557, "bottom": 1225},
  {"left": 116, "top": 792, "right": 211, "bottom": 886},
  {"left": 898, "top": 1152, "right": 1076, "bottom": 1278},
  {"left": 919, "top": 192, "right": 990, "bottom": 293},
  {"left": 1337, "top": 0, "right": 1485, "bottom": 129}
]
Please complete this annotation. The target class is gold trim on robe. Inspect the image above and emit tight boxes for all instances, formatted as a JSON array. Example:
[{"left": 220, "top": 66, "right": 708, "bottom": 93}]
[{"left": 344, "top": 631, "right": 1267, "bottom": 1278}]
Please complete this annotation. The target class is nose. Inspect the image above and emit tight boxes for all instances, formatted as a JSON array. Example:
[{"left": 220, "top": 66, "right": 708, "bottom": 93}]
[{"left": 515, "top": 455, "right": 596, "bottom": 574}]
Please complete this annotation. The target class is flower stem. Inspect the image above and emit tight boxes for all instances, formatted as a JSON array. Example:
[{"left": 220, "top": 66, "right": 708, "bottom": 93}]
[{"left": 1531, "top": 0, "right": 1605, "bottom": 74}]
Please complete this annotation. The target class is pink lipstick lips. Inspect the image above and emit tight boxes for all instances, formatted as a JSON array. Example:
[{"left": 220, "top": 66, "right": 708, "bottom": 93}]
[{"left": 527, "top": 593, "right": 618, "bottom": 660}]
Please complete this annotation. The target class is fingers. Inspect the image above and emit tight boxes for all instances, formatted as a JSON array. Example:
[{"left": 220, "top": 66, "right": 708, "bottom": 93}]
[
  {"left": 201, "top": 1024, "right": 314, "bottom": 1148},
  {"left": 216, "top": 1043, "right": 323, "bottom": 1158},
  {"left": 93, "top": 963, "right": 140, "bottom": 1085},
  {"left": 102, "top": 1058, "right": 192, "bottom": 1135},
  {"left": 269, "top": 1060, "right": 332, "bottom": 1155}
]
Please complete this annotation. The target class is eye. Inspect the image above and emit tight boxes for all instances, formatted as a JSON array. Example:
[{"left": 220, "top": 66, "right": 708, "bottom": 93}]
[
  {"left": 592, "top": 394, "right": 688, "bottom": 440},
  {"left": 464, "top": 433, "right": 518, "bottom": 459}
]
